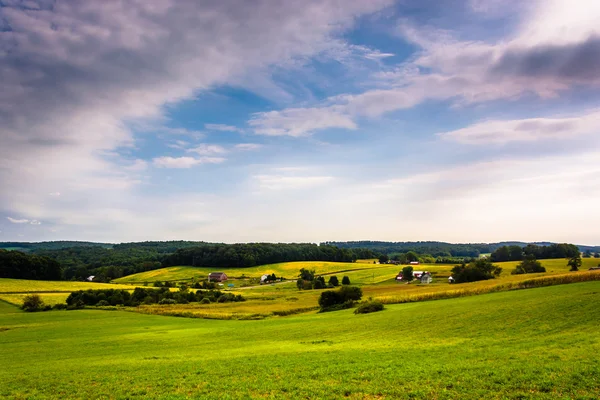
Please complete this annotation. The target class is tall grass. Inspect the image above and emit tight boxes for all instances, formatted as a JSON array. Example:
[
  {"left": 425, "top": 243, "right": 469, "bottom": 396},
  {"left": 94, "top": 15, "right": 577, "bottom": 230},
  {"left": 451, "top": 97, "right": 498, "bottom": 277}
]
[{"left": 377, "top": 271, "right": 600, "bottom": 305}]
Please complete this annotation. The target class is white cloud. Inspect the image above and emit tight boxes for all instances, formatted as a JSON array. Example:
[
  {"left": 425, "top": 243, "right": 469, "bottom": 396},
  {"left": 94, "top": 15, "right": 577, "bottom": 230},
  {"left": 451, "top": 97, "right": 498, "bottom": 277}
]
[
  {"left": 124, "top": 159, "right": 149, "bottom": 172},
  {"left": 7, "top": 217, "right": 29, "bottom": 224},
  {"left": 254, "top": 174, "right": 334, "bottom": 190},
  {"left": 49, "top": 192, "right": 61, "bottom": 197},
  {"left": 439, "top": 110, "right": 600, "bottom": 144},
  {"left": 153, "top": 156, "right": 226, "bottom": 169},
  {"left": 205, "top": 124, "right": 242, "bottom": 133},
  {"left": 250, "top": 107, "right": 356, "bottom": 136},
  {"left": 187, "top": 144, "right": 228, "bottom": 156},
  {"left": 0, "top": 0, "right": 392, "bottom": 238},
  {"left": 235, "top": 143, "right": 263, "bottom": 151},
  {"left": 29, "top": 220, "right": 41, "bottom": 225}
]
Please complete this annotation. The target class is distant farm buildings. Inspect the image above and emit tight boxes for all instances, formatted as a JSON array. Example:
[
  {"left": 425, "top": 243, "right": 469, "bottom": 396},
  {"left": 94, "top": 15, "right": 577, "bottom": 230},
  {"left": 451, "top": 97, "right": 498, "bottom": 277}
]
[
  {"left": 420, "top": 272, "right": 432, "bottom": 284},
  {"left": 208, "top": 272, "right": 228, "bottom": 282},
  {"left": 86, "top": 275, "right": 95, "bottom": 282}
]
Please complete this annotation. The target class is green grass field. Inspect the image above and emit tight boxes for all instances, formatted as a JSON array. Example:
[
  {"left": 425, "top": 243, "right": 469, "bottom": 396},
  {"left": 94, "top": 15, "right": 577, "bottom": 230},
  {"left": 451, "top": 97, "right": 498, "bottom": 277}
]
[{"left": 1, "top": 282, "right": 599, "bottom": 399}]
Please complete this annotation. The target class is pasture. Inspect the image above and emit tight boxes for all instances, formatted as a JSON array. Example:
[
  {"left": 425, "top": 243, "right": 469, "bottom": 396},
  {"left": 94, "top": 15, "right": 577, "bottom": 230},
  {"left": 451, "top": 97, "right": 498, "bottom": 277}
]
[{"left": 1, "top": 282, "right": 599, "bottom": 399}]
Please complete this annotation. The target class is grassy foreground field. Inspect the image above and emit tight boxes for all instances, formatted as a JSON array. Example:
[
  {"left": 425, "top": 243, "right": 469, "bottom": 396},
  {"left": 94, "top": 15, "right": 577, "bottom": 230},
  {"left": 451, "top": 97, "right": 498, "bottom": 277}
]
[{"left": 1, "top": 282, "right": 599, "bottom": 399}]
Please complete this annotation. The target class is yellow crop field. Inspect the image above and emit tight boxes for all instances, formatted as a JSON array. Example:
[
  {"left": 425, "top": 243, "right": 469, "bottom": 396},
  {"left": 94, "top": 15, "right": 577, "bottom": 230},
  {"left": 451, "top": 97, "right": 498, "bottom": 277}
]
[
  {"left": 114, "top": 261, "right": 387, "bottom": 284},
  {"left": 0, "top": 278, "right": 140, "bottom": 294}
]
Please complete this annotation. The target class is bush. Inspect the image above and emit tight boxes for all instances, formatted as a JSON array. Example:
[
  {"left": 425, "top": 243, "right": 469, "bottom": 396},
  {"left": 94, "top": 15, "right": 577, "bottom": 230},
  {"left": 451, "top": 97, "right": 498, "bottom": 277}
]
[
  {"left": 328, "top": 276, "right": 339, "bottom": 286},
  {"left": 21, "top": 294, "right": 45, "bottom": 312},
  {"left": 354, "top": 300, "right": 384, "bottom": 314},
  {"left": 158, "top": 298, "right": 176, "bottom": 305},
  {"left": 318, "top": 286, "right": 363, "bottom": 311},
  {"left": 313, "top": 278, "right": 325, "bottom": 289},
  {"left": 341, "top": 276, "right": 351, "bottom": 285},
  {"left": 96, "top": 300, "right": 110, "bottom": 307},
  {"left": 200, "top": 297, "right": 211, "bottom": 304},
  {"left": 52, "top": 303, "right": 67, "bottom": 310}
]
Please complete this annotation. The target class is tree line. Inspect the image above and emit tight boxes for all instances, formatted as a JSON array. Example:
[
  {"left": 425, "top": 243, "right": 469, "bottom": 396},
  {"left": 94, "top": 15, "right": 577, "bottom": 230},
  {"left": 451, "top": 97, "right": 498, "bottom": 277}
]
[
  {"left": 1, "top": 242, "right": 376, "bottom": 282},
  {"left": 490, "top": 243, "right": 579, "bottom": 262},
  {"left": 162, "top": 243, "right": 370, "bottom": 269},
  {"left": 0, "top": 249, "right": 62, "bottom": 280}
]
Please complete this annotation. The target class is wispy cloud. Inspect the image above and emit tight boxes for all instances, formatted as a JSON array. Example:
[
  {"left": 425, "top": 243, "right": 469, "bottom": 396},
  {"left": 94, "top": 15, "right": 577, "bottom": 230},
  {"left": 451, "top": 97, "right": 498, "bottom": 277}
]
[
  {"left": 187, "top": 144, "right": 228, "bottom": 156},
  {"left": 254, "top": 174, "right": 334, "bottom": 190},
  {"left": 235, "top": 143, "right": 263, "bottom": 151},
  {"left": 7, "top": 217, "right": 29, "bottom": 224},
  {"left": 205, "top": 124, "right": 242, "bottom": 133},
  {"left": 153, "top": 156, "right": 226, "bottom": 169},
  {"left": 439, "top": 110, "right": 600, "bottom": 145},
  {"left": 250, "top": 107, "right": 356, "bottom": 136}
]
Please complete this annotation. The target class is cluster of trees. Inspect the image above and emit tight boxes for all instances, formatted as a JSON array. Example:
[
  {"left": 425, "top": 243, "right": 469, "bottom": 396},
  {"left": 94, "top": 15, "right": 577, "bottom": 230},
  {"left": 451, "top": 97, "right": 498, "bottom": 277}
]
[
  {"left": 296, "top": 268, "right": 350, "bottom": 290},
  {"left": 0, "top": 249, "right": 62, "bottom": 280},
  {"left": 451, "top": 259, "right": 502, "bottom": 283},
  {"left": 511, "top": 256, "right": 546, "bottom": 275},
  {"left": 66, "top": 287, "right": 245, "bottom": 307},
  {"left": 583, "top": 250, "right": 600, "bottom": 258},
  {"left": 490, "top": 244, "right": 580, "bottom": 262},
  {"left": 163, "top": 243, "right": 364, "bottom": 269},
  {"left": 318, "top": 286, "right": 363, "bottom": 312}
]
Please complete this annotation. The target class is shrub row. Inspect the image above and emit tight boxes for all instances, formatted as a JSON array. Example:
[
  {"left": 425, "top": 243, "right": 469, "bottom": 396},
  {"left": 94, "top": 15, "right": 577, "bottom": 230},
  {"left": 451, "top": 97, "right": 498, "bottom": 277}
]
[
  {"left": 66, "top": 287, "right": 245, "bottom": 307},
  {"left": 318, "top": 286, "right": 363, "bottom": 312}
]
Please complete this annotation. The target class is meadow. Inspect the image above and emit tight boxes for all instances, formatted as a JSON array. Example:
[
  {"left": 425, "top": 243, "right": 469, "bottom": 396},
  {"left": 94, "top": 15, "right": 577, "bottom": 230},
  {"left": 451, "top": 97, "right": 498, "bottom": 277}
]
[{"left": 1, "top": 282, "right": 599, "bottom": 399}]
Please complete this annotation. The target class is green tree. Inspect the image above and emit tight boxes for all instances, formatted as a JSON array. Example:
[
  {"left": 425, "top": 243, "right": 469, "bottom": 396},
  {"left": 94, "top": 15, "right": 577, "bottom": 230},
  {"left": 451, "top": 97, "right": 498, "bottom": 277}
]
[
  {"left": 451, "top": 258, "right": 502, "bottom": 283},
  {"left": 405, "top": 251, "right": 418, "bottom": 262},
  {"left": 341, "top": 276, "right": 351, "bottom": 285},
  {"left": 298, "top": 268, "right": 315, "bottom": 281},
  {"left": 583, "top": 250, "right": 592, "bottom": 258},
  {"left": 512, "top": 255, "right": 546, "bottom": 274},
  {"left": 568, "top": 255, "right": 582, "bottom": 271},
  {"left": 21, "top": 294, "right": 45, "bottom": 312},
  {"left": 378, "top": 254, "right": 389, "bottom": 264},
  {"left": 401, "top": 266, "right": 414, "bottom": 282},
  {"left": 328, "top": 276, "right": 339, "bottom": 286}
]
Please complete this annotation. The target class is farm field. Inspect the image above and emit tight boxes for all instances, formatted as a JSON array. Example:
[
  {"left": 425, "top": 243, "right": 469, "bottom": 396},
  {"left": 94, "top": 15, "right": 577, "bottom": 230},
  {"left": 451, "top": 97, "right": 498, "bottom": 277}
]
[
  {"left": 0, "top": 278, "right": 142, "bottom": 307},
  {"left": 1, "top": 282, "right": 599, "bottom": 399},
  {"left": 113, "top": 261, "right": 388, "bottom": 284}
]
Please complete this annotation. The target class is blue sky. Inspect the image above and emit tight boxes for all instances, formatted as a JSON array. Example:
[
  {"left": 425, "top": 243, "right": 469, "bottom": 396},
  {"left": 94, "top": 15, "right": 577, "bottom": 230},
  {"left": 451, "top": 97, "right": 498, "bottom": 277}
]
[{"left": 1, "top": 0, "right": 599, "bottom": 244}]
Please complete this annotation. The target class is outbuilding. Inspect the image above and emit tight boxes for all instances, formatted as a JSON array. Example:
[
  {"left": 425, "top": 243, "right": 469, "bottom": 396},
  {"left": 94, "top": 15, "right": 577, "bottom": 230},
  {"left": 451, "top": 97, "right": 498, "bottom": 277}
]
[
  {"left": 208, "top": 272, "right": 228, "bottom": 282},
  {"left": 420, "top": 272, "right": 432, "bottom": 284}
]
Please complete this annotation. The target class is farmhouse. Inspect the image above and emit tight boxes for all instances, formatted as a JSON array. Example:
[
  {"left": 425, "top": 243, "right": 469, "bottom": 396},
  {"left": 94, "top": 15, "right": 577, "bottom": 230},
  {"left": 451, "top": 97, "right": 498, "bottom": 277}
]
[{"left": 208, "top": 272, "right": 228, "bottom": 282}]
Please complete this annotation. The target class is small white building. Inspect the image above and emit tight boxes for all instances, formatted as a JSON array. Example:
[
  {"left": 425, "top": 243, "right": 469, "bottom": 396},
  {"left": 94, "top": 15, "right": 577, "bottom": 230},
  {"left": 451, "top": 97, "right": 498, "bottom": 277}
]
[
  {"left": 420, "top": 272, "right": 432, "bottom": 284},
  {"left": 260, "top": 274, "right": 269, "bottom": 283},
  {"left": 86, "top": 275, "right": 95, "bottom": 282}
]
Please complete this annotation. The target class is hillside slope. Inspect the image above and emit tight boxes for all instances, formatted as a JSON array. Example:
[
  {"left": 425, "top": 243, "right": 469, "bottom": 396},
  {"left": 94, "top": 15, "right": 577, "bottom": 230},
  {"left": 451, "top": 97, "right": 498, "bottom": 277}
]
[{"left": 1, "top": 282, "right": 599, "bottom": 399}]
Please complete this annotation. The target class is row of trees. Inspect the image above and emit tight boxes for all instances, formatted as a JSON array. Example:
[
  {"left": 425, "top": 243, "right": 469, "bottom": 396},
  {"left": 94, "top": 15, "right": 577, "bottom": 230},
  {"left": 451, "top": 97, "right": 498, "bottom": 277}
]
[
  {"left": 490, "top": 244, "right": 580, "bottom": 262},
  {"left": 66, "top": 287, "right": 245, "bottom": 307},
  {"left": 1, "top": 242, "right": 375, "bottom": 282},
  {"left": 0, "top": 249, "right": 62, "bottom": 280},
  {"left": 326, "top": 241, "right": 491, "bottom": 257},
  {"left": 162, "top": 243, "right": 366, "bottom": 269},
  {"left": 296, "top": 268, "right": 351, "bottom": 290}
]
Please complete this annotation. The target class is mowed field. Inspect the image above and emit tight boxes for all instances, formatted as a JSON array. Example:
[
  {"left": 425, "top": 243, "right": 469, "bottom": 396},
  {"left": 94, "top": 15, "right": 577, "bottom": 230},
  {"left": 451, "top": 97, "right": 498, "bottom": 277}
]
[{"left": 1, "top": 282, "right": 599, "bottom": 399}]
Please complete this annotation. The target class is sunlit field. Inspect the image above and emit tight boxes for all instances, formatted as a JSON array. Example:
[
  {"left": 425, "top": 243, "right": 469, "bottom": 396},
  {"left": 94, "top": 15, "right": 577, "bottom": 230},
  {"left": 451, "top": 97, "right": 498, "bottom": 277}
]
[{"left": 1, "top": 282, "right": 599, "bottom": 399}]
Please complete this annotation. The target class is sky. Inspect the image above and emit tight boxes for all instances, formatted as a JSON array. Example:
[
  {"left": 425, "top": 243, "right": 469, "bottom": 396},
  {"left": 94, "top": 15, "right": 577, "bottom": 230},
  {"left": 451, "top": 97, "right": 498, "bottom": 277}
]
[{"left": 0, "top": 0, "right": 599, "bottom": 245}]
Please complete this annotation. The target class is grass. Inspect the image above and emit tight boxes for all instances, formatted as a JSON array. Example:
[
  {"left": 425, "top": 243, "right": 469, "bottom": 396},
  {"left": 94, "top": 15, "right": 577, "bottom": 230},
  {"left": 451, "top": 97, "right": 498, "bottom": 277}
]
[{"left": 1, "top": 282, "right": 599, "bottom": 399}]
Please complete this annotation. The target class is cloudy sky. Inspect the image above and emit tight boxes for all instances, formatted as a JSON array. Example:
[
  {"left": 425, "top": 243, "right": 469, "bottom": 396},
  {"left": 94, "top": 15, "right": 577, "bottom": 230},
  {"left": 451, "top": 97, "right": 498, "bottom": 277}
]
[{"left": 1, "top": 0, "right": 599, "bottom": 244}]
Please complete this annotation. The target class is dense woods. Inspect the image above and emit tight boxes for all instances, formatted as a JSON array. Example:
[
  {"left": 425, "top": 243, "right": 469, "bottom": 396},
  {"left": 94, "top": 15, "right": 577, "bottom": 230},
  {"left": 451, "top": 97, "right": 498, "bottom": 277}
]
[
  {"left": 325, "top": 241, "right": 491, "bottom": 257},
  {"left": 162, "top": 243, "right": 363, "bottom": 268},
  {"left": 0, "top": 242, "right": 375, "bottom": 281},
  {"left": 0, "top": 249, "right": 62, "bottom": 280},
  {"left": 490, "top": 243, "right": 579, "bottom": 262}
]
